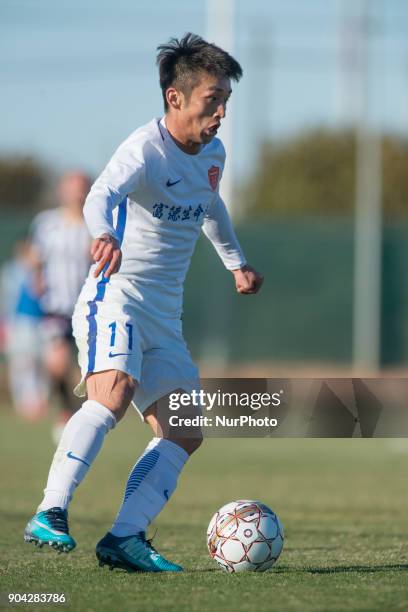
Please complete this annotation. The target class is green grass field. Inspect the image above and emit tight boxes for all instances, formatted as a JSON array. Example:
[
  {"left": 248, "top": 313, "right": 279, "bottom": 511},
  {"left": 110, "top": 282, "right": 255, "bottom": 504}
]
[{"left": 0, "top": 406, "right": 407, "bottom": 612}]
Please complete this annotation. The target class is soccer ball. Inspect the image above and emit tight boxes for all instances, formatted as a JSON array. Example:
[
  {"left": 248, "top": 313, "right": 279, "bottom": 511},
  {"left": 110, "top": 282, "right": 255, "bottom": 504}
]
[{"left": 207, "top": 499, "right": 284, "bottom": 573}]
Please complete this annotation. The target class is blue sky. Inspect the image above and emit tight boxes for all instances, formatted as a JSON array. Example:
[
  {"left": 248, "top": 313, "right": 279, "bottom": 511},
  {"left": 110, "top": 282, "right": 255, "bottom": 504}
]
[{"left": 1, "top": 0, "right": 407, "bottom": 182}]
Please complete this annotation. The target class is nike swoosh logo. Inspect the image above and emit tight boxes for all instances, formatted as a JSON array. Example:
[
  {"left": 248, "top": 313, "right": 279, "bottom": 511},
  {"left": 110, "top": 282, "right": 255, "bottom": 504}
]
[
  {"left": 66, "top": 451, "right": 90, "bottom": 466},
  {"left": 109, "top": 351, "right": 132, "bottom": 358},
  {"left": 166, "top": 178, "right": 181, "bottom": 187}
]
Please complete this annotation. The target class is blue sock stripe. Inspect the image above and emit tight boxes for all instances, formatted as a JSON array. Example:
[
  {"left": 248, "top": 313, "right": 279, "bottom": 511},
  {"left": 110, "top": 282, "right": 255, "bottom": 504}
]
[
  {"left": 124, "top": 449, "right": 160, "bottom": 502},
  {"left": 86, "top": 198, "right": 128, "bottom": 372}
]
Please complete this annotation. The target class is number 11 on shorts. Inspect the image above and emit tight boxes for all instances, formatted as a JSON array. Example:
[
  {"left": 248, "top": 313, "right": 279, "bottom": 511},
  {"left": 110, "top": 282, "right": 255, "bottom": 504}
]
[{"left": 108, "top": 321, "right": 133, "bottom": 351}]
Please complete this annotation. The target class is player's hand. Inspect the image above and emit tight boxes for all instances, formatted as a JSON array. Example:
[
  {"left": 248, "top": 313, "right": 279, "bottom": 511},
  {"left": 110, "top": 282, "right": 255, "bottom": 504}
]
[
  {"left": 91, "top": 233, "right": 122, "bottom": 279},
  {"left": 232, "top": 264, "right": 264, "bottom": 295}
]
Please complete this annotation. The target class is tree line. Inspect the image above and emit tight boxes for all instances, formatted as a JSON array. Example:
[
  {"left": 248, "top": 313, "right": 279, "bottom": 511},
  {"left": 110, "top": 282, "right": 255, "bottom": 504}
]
[
  {"left": 243, "top": 130, "right": 408, "bottom": 218},
  {"left": 1, "top": 130, "right": 408, "bottom": 217}
]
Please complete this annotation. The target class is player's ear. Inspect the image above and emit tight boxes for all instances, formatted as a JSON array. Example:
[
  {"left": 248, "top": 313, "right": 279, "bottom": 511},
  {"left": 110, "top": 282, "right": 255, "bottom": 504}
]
[{"left": 166, "top": 87, "right": 183, "bottom": 111}]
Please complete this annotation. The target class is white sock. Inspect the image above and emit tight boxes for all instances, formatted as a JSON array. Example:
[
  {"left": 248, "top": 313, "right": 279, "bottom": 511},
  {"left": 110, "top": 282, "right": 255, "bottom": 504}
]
[
  {"left": 111, "top": 438, "right": 189, "bottom": 537},
  {"left": 38, "top": 400, "right": 116, "bottom": 511}
]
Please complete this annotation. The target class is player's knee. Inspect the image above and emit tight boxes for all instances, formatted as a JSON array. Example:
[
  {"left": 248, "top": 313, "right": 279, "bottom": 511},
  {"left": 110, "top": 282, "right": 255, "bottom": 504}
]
[
  {"left": 86, "top": 370, "right": 137, "bottom": 422},
  {"left": 44, "top": 339, "right": 71, "bottom": 379},
  {"left": 144, "top": 391, "right": 204, "bottom": 452}
]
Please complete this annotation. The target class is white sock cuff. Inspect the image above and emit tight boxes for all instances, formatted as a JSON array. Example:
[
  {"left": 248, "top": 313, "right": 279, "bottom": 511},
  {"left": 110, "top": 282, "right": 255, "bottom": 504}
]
[
  {"left": 146, "top": 437, "right": 189, "bottom": 469},
  {"left": 82, "top": 400, "right": 116, "bottom": 431}
]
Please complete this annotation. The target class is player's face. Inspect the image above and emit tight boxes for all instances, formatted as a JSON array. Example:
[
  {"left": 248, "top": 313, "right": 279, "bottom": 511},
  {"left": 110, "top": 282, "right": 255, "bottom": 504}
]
[
  {"left": 182, "top": 73, "right": 232, "bottom": 145},
  {"left": 58, "top": 173, "right": 91, "bottom": 211}
]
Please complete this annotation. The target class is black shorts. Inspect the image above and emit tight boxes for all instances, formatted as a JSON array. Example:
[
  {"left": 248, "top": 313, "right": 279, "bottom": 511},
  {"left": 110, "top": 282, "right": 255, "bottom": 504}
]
[{"left": 42, "top": 314, "right": 75, "bottom": 346}]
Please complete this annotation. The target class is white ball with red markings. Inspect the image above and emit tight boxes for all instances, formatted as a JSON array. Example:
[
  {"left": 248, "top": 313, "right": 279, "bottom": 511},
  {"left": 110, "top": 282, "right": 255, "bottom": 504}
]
[{"left": 207, "top": 500, "right": 284, "bottom": 573}]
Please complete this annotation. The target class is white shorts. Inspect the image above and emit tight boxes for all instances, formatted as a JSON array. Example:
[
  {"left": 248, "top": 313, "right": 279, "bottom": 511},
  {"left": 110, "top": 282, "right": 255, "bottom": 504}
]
[{"left": 72, "top": 277, "right": 199, "bottom": 416}]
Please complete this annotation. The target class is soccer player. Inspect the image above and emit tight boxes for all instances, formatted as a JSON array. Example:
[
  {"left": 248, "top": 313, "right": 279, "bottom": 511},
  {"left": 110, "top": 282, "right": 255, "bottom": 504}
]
[
  {"left": 30, "top": 172, "right": 92, "bottom": 441},
  {"left": 24, "top": 33, "right": 263, "bottom": 572},
  {"left": 0, "top": 239, "right": 47, "bottom": 421}
]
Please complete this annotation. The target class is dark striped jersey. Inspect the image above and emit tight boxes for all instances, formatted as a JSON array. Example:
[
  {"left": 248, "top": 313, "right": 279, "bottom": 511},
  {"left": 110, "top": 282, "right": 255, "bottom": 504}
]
[{"left": 31, "top": 208, "right": 91, "bottom": 317}]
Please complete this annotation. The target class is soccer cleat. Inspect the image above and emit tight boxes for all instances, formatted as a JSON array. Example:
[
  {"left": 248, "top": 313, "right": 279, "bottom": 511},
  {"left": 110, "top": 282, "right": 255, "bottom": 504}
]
[
  {"left": 24, "top": 507, "right": 76, "bottom": 553},
  {"left": 95, "top": 532, "right": 183, "bottom": 572}
]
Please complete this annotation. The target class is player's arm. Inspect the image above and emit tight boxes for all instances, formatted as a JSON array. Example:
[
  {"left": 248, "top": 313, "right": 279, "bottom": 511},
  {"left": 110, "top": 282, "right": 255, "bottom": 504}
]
[
  {"left": 202, "top": 195, "right": 264, "bottom": 295},
  {"left": 83, "top": 140, "right": 145, "bottom": 278}
]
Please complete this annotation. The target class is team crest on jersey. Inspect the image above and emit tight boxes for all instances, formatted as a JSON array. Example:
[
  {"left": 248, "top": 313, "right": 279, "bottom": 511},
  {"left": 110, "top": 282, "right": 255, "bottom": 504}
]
[{"left": 208, "top": 165, "right": 220, "bottom": 191}]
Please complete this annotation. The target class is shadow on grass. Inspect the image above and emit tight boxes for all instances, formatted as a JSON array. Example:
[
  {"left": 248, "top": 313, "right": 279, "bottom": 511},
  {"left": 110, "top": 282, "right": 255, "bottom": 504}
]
[
  {"left": 148, "top": 564, "right": 408, "bottom": 576},
  {"left": 273, "top": 564, "right": 408, "bottom": 574},
  {"left": 288, "top": 546, "right": 339, "bottom": 552}
]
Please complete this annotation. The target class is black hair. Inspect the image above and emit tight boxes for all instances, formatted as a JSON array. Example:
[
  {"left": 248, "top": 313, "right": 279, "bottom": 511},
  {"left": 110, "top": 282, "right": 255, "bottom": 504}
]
[{"left": 156, "top": 32, "right": 243, "bottom": 111}]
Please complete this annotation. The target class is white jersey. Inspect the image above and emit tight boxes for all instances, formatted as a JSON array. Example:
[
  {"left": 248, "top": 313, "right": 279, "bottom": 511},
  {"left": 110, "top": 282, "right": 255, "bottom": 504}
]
[
  {"left": 31, "top": 209, "right": 91, "bottom": 317},
  {"left": 81, "top": 117, "right": 246, "bottom": 318}
]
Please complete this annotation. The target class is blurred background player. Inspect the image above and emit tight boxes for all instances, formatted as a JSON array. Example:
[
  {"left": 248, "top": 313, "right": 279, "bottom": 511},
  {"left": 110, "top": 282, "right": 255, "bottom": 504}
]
[
  {"left": 30, "top": 171, "right": 92, "bottom": 442},
  {"left": 0, "top": 239, "right": 47, "bottom": 421}
]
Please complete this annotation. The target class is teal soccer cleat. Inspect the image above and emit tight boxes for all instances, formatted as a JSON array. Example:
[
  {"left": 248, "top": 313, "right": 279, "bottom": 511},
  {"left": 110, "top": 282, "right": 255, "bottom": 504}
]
[
  {"left": 24, "top": 507, "right": 76, "bottom": 553},
  {"left": 96, "top": 532, "right": 183, "bottom": 572}
]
